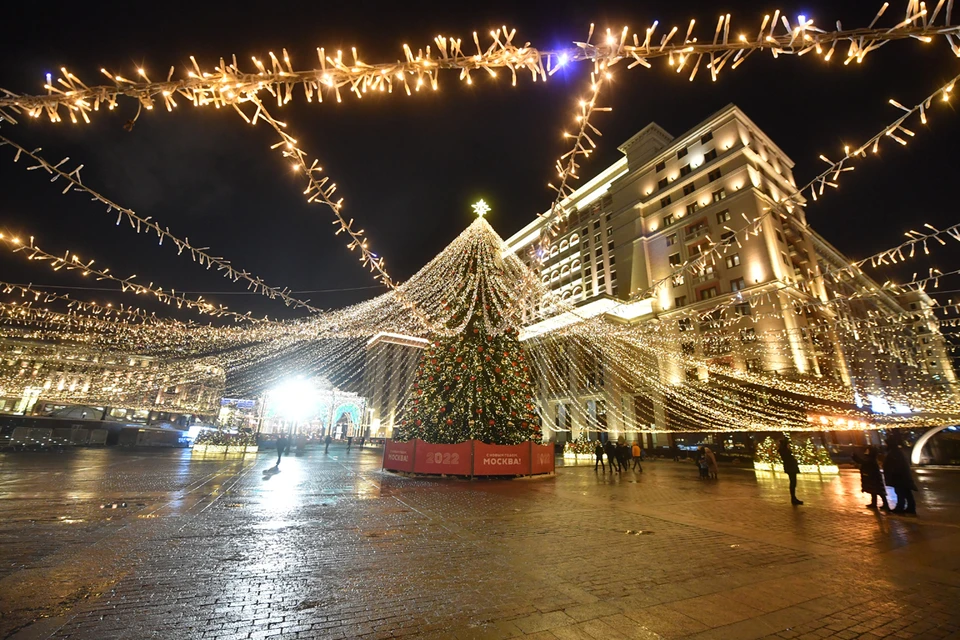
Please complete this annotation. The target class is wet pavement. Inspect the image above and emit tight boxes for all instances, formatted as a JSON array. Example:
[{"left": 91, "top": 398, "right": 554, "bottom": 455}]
[{"left": 1, "top": 447, "right": 959, "bottom": 640}]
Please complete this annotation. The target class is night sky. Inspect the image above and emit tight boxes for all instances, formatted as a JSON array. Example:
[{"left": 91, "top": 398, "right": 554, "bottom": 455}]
[{"left": 1, "top": 0, "right": 957, "bottom": 322}]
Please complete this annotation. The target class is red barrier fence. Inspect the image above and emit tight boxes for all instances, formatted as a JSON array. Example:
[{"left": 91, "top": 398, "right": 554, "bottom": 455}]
[{"left": 382, "top": 439, "right": 555, "bottom": 476}]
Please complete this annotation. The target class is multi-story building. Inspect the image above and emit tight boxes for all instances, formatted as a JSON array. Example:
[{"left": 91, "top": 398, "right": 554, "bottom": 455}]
[
  {"left": 506, "top": 104, "right": 956, "bottom": 444},
  {"left": 362, "top": 332, "right": 428, "bottom": 438}
]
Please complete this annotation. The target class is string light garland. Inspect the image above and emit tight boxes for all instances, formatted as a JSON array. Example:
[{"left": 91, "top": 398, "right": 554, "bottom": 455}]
[{"left": 0, "top": 134, "right": 321, "bottom": 313}]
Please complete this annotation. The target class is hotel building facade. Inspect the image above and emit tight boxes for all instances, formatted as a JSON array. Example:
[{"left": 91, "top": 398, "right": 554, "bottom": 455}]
[{"left": 505, "top": 104, "right": 957, "bottom": 444}]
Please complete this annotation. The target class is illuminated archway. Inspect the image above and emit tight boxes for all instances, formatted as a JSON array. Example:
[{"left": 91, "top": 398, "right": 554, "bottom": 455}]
[{"left": 911, "top": 425, "right": 955, "bottom": 465}]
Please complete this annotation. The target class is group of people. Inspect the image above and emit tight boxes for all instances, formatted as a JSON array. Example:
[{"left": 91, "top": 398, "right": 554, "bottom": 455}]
[
  {"left": 696, "top": 446, "right": 719, "bottom": 480},
  {"left": 853, "top": 434, "right": 917, "bottom": 515},
  {"left": 594, "top": 439, "right": 645, "bottom": 473},
  {"left": 778, "top": 434, "right": 918, "bottom": 513}
]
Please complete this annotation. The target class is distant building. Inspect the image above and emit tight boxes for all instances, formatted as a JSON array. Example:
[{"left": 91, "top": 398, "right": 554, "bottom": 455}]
[{"left": 362, "top": 332, "right": 428, "bottom": 438}]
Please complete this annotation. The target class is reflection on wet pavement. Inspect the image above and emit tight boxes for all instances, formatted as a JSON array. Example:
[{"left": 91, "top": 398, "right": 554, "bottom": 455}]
[{"left": 1, "top": 447, "right": 959, "bottom": 639}]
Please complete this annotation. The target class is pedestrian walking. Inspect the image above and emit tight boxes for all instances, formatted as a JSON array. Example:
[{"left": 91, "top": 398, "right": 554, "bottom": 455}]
[
  {"left": 324, "top": 433, "right": 332, "bottom": 454},
  {"left": 347, "top": 436, "right": 353, "bottom": 452},
  {"left": 359, "top": 436, "right": 365, "bottom": 448},
  {"left": 853, "top": 446, "right": 889, "bottom": 510},
  {"left": 632, "top": 441, "right": 643, "bottom": 472},
  {"left": 704, "top": 447, "right": 719, "bottom": 480},
  {"left": 594, "top": 440, "right": 605, "bottom": 472},
  {"left": 616, "top": 440, "right": 629, "bottom": 473},
  {"left": 883, "top": 434, "right": 917, "bottom": 515},
  {"left": 697, "top": 448, "right": 709, "bottom": 480},
  {"left": 778, "top": 437, "right": 803, "bottom": 505},
  {"left": 604, "top": 440, "right": 618, "bottom": 473},
  {"left": 275, "top": 433, "right": 289, "bottom": 466}
]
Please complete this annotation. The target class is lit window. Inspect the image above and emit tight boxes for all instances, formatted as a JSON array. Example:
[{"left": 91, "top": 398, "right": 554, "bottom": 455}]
[
  {"left": 699, "top": 287, "right": 718, "bottom": 300},
  {"left": 730, "top": 277, "right": 746, "bottom": 292},
  {"left": 571, "top": 259, "right": 581, "bottom": 270},
  {"left": 560, "top": 239, "right": 569, "bottom": 251},
  {"left": 716, "top": 210, "right": 731, "bottom": 224},
  {"left": 669, "top": 253, "right": 682, "bottom": 267},
  {"left": 667, "top": 233, "right": 678, "bottom": 246},
  {"left": 570, "top": 233, "right": 579, "bottom": 244},
  {"left": 725, "top": 254, "right": 740, "bottom": 268},
  {"left": 675, "top": 296, "right": 687, "bottom": 308},
  {"left": 712, "top": 188, "right": 726, "bottom": 203},
  {"left": 686, "top": 203, "right": 700, "bottom": 216},
  {"left": 663, "top": 214, "right": 675, "bottom": 227},
  {"left": 735, "top": 303, "right": 751, "bottom": 316}
]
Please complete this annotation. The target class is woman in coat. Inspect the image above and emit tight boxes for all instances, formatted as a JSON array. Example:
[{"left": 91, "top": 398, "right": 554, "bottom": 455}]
[
  {"left": 704, "top": 447, "right": 719, "bottom": 480},
  {"left": 778, "top": 437, "right": 803, "bottom": 505},
  {"left": 883, "top": 436, "right": 917, "bottom": 515},
  {"left": 854, "top": 446, "right": 889, "bottom": 510}
]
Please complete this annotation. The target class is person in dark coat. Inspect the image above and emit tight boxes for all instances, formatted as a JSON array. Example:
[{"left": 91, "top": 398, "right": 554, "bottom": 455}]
[
  {"left": 275, "top": 433, "right": 289, "bottom": 466},
  {"left": 778, "top": 437, "right": 803, "bottom": 505},
  {"left": 853, "top": 446, "right": 889, "bottom": 510},
  {"left": 616, "top": 441, "right": 629, "bottom": 472},
  {"left": 604, "top": 440, "right": 618, "bottom": 473},
  {"left": 324, "top": 433, "right": 332, "bottom": 454},
  {"left": 594, "top": 440, "right": 605, "bottom": 472},
  {"left": 883, "top": 435, "right": 917, "bottom": 515}
]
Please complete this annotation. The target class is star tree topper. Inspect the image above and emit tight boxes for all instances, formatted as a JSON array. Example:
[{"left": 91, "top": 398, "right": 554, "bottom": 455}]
[{"left": 472, "top": 199, "right": 491, "bottom": 218}]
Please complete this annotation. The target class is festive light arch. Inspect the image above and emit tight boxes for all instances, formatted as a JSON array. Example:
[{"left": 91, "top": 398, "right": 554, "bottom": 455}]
[{"left": 0, "top": 2, "right": 958, "bottom": 429}]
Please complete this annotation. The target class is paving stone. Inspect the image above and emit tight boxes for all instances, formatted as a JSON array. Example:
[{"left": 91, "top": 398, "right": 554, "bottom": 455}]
[{"left": 1, "top": 448, "right": 960, "bottom": 640}]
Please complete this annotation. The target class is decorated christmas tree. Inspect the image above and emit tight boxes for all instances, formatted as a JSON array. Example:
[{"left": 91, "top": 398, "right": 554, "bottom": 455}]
[{"left": 394, "top": 200, "right": 543, "bottom": 445}]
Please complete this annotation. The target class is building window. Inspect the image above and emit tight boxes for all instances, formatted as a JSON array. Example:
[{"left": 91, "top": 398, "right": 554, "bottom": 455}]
[
  {"left": 683, "top": 183, "right": 695, "bottom": 195},
  {"left": 775, "top": 230, "right": 784, "bottom": 243},
  {"left": 605, "top": 213, "right": 612, "bottom": 222},
  {"left": 607, "top": 240, "right": 614, "bottom": 251},
  {"left": 609, "top": 255, "right": 615, "bottom": 265},
  {"left": 658, "top": 177, "right": 668, "bottom": 189},
  {"left": 735, "top": 303, "right": 751, "bottom": 316},
  {"left": 679, "top": 165, "right": 692, "bottom": 177},
  {"left": 667, "top": 233, "right": 678, "bottom": 246},
  {"left": 679, "top": 318, "right": 692, "bottom": 332},
  {"left": 655, "top": 160, "right": 666, "bottom": 172},
  {"left": 595, "top": 248, "right": 602, "bottom": 257},
  {"left": 708, "top": 169, "right": 722, "bottom": 182},
  {"left": 675, "top": 296, "right": 687, "bottom": 308},
  {"left": 686, "top": 203, "right": 700, "bottom": 216},
  {"left": 704, "top": 148, "right": 718, "bottom": 162},
  {"left": 700, "top": 132, "right": 713, "bottom": 144},
  {"left": 721, "top": 230, "right": 735, "bottom": 241},
  {"left": 607, "top": 227, "right": 613, "bottom": 237},
  {"left": 730, "top": 277, "right": 746, "bottom": 292},
  {"left": 669, "top": 253, "right": 682, "bottom": 267},
  {"left": 725, "top": 253, "right": 741, "bottom": 268},
  {"left": 594, "top": 220, "right": 601, "bottom": 229},
  {"left": 716, "top": 209, "right": 731, "bottom": 224},
  {"left": 699, "top": 287, "right": 718, "bottom": 300},
  {"left": 570, "top": 233, "right": 579, "bottom": 244},
  {"left": 661, "top": 195, "right": 672, "bottom": 207},
  {"left": 712, "top": 188, "right": 726, "bottom": 202},
  {"left": 594, "top": 233, "right": 601, "bottom": 243},
  {"left": 782, "top": 252, "right": 790, "bottom": 265},
  {"left": 677, "top": 148, "right": 688, "bottom": 160},
  {"left": 663, "top": 213, "right": 675, "bottom": 227}
]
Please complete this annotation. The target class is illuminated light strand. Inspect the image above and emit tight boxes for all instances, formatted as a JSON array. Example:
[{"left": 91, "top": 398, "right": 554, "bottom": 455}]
[
  {"left": 0, "top": 135, "right": 320, "bottom": 313},
  {"left": 0, "top": 279, "right": 158, "bottom": 323},
  {"left": 1, "top": 5, "right": 956, "bottom": 123},
  {"left": 0, "top": 233, "right": 267, "bottom": 323},
  {"left": 625, "top": 70, "right": 960, "bottom": 310}
]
